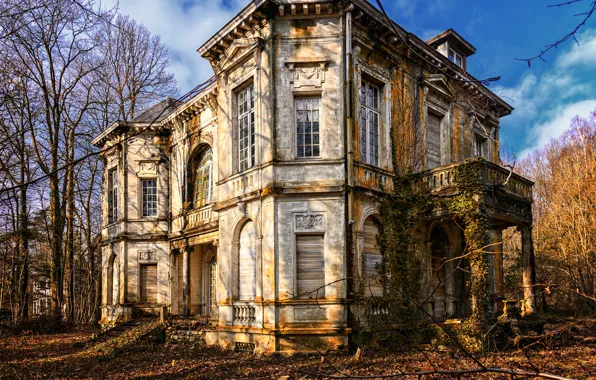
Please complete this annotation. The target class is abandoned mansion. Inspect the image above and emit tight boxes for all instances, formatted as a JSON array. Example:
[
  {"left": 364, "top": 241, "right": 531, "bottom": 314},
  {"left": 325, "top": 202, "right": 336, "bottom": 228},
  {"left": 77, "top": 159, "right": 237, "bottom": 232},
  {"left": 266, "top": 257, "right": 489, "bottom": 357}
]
[{"left": 92, "top": 0, "right": 536, "bottom": 352}]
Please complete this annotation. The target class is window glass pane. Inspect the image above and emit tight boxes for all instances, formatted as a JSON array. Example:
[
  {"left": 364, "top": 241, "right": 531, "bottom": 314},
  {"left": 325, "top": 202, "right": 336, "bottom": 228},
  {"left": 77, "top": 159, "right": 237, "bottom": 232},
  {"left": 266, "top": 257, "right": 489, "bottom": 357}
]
[
  {"left": 238, "top": 84, "right": 255, "bottom": 171},
  {"left": 295, "top": 97, "right": 321, "bottom": 158},
  {"left": 361, "top": 80, "right": 382, "bottom": 166},
  {"left": 142, "top": 180, "right": 157, "bottom": 217}
]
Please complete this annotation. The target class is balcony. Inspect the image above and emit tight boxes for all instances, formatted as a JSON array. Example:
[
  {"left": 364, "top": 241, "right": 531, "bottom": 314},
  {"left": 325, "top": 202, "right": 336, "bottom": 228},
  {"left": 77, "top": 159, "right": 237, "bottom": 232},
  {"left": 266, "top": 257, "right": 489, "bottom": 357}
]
[
  {"left": 416, "top": 158, "right": 533, "bottom": 202},
  {"left": 353, "top": 162, "right": 393, "bottom": 193},
  {"left": 185, "top": 204, "right": 216, "bottom": 230}
]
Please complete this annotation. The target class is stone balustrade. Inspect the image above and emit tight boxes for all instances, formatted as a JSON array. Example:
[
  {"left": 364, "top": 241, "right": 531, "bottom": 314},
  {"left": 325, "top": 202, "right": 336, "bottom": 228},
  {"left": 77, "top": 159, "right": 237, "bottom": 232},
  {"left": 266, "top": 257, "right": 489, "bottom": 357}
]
[
  {"left": 353, "top": 162, "right": 393, "bottom": 192},
  {"left": 418, "top": 158, "right": 533, "bottom": 201},
  {"left": 233, "top": 304, "right": 256, "bottom": 324},
  {"left": 186, "top": 205, "right": 213, "bottom": 230}
]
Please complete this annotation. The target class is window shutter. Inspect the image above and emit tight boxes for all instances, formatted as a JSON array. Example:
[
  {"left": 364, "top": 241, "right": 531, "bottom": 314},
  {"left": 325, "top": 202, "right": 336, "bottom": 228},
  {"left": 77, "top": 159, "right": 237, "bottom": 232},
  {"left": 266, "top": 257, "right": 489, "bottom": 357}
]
[
  {"left": 238, "top": 221, "right": 257, "bottom": 300},
  {"left": 296, "top": 235, "right": 325, "bottom": 298},
  {"left": 140, "top": 264, "right": 157, "bottom": 304},
  {"left": 363, "top": 219, "right": 383, "bottom": 297},
  {"left": 427, "top": 113, "right": 442, "bottom": 169}
]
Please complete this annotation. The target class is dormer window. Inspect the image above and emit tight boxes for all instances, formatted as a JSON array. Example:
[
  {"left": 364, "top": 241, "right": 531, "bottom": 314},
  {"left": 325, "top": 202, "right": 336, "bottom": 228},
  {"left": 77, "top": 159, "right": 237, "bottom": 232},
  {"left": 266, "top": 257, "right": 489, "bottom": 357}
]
[{"left": 449, "top": 49, "right": 463, "bottom": 68}]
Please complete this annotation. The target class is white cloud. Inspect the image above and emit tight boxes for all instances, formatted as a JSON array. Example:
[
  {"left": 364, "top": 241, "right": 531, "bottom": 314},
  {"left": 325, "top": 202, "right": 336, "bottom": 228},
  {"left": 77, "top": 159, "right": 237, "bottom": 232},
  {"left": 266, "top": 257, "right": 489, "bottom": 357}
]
[
  {"left": 519, "top": 100, "right": 596, "bottom": 158},
  {"left": 104, "top": 0, "right": 248, "bottom": 92},
  {"left": 495, "top": 29, "right": 596, "bottom": 157},
  {"left": 555, "top": 29, "right": 596, "bottom": 68}
]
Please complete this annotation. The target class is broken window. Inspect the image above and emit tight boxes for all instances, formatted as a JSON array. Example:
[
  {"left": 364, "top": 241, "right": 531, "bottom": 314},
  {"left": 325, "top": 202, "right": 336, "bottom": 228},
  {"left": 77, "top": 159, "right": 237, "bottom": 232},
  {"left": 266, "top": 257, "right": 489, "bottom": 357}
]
[{"left": 296, "top": 97, "right": 320, "bottom": 158}]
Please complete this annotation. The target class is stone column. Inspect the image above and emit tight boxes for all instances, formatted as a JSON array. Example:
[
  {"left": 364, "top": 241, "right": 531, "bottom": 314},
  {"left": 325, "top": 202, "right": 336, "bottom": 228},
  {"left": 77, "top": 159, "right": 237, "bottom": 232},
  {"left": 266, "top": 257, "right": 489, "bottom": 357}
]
[
  {"left": 493, "top": 229, "right": 505, "bottom": 312},
  {"left": 182, "top": 247, "right": 190, "bottom": 316},
  {"left": 519, "top": 225, "right": 536, "bottom": 315}
]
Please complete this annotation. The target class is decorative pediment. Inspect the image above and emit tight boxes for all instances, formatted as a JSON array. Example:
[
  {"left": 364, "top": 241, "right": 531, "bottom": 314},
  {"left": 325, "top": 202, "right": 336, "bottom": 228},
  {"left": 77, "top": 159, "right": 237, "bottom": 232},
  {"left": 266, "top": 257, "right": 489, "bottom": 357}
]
[
  {"left": 285, "top": 57, "right": 330, "bottom": 89},
  {"left": 216, "top": 38, "right": 264, "bottom": 73},
  {"left": 423, "top": 74, "right": 456, "bottom": 100}
]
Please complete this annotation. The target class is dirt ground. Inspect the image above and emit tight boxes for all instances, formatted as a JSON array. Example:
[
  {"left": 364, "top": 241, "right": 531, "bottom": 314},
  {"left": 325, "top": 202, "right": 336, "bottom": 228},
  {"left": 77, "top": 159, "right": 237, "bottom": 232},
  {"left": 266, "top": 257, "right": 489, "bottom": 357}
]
[{"left": 0, "top": 324, "right": 595, "bottom": 379}]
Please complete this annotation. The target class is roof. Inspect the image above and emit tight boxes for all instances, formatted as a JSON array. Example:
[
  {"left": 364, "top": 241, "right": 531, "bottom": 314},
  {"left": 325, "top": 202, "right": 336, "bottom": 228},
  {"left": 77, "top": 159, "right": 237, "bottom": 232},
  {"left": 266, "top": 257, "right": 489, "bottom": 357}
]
[
  {"left": 426, "top": 28, "right": 477, "bottom": 57},
  {"left": 132, "top": 97, "right": 178, "bottom": 123}
]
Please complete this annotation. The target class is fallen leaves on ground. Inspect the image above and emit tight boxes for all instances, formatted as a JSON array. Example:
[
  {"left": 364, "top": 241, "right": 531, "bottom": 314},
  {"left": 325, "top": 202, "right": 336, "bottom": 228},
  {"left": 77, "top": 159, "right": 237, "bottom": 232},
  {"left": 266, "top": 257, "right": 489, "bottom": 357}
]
[{"left": 0, "top": 320, "right": 595, "bottom": 379}]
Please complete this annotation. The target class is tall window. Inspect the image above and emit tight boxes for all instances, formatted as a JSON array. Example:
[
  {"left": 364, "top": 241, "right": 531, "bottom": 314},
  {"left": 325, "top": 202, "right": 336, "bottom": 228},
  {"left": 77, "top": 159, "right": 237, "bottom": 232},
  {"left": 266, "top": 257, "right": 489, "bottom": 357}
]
[
  {"left": 108, "top": 169, "right": 118, "bottom": 223},
  {"left": 142, "top": 179, "right": 158, "bottom": 217},
  {"left": 238, "top": 84, "right": 255, "bottom": 172},
  {"left": 193, "top": 148, "right": 213, "bottom": 208},
  {"left": 363, "top": 217, "right": 383, "bottom": 297},
  {"left": 360, "top": 81, "right": 380, "bottom": 166},
  {"left": 296, "top": 97, "right": 320, "bottom": 158}
]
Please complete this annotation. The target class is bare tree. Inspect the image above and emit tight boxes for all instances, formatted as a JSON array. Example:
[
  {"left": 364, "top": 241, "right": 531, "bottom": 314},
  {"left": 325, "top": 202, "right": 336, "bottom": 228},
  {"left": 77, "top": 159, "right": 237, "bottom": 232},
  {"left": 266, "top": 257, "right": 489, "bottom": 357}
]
[{"left": 96, "top": 14, "right": 178, "bottom": 122}]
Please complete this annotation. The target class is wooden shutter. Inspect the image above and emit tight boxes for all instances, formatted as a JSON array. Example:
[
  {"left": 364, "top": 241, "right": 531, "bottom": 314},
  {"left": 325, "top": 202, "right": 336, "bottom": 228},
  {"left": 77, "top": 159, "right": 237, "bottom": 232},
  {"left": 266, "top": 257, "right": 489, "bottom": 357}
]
[
  {"left": 427, "top": 113, "right": 442, "bottom": 169},
  {"left": 296, "top": 235, "right": 325, "bottom": 298},
  {"left": 363, "top": 219, "right": 383, "bottom": 297},
  {"left": 140, "top": 264, "right": 157, "bottom": 304},
  {"left": 239, "top": 221, "right": 257, "bottom": 300}
]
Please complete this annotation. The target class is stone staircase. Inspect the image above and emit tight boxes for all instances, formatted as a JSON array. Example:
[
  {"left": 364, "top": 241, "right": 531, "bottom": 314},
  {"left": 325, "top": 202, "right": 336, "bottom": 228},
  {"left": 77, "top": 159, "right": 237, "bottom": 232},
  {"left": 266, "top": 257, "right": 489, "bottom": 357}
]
[{"left": 85, "top": 319, "right": 165, "bottom": 359}]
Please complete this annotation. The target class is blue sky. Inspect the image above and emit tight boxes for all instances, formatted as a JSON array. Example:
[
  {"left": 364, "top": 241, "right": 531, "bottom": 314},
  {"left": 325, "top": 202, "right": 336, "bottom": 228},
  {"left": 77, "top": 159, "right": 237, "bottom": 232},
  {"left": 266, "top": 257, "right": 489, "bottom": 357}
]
[{"left": 109, "top": 0, "right": 596, "bottom": 158}]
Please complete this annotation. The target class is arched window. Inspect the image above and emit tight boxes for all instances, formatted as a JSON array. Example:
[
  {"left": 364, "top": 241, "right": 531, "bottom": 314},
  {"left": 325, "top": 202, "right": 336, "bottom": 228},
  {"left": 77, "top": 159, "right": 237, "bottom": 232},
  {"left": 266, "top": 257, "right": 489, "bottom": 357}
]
[
  {"left": 238, "top": 221, "right": 257, "bottom": 300},
  {"left": 363, "top": 217, "right": 383, "bottom": 297},
  {"left": 192, "top": 148, "right": 213, "bottom": 208}
]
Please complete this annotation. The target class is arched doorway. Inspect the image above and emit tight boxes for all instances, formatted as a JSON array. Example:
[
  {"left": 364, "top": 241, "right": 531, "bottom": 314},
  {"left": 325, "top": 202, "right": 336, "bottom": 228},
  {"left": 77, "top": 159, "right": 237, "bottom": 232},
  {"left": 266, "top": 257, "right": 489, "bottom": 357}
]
[
  {"left": 430, "top": 227, "right": 450, "bottom": 319},
  {"left": 238, "top": 220, "right": 257, "bottom": 301},
  {"left": 363, "top": 216, "right": 383, "bottom": 297},
  {"left": 107, "top": 254, "right": 119, "bottom": 306}
]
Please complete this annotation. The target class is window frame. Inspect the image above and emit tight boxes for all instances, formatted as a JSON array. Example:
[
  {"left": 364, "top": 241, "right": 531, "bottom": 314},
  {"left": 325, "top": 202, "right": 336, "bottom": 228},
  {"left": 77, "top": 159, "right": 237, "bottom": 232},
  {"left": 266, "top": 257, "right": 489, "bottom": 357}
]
[
  {"left": 448, "top": 48, "right": 463, "bottom": 68},
  {"left": 295, "top": 96, "right": 322, "bottom": 159},
  {"left": 474, "top": 134, "right": 487, "bottom": 158},
  {"left": 193, "top": 148, "right": 213, "bottom": 209},
  {"left": 107, "top": 168, "right": 118, "bottom": 224},
  {"left": 360, "top": 80, "right": 381, "bottom": 166},
  {"left": 237, "top": 83, "right": 255, "bottom": 172},
  {"left": 141, "top": 179, "right": 158, "bottom": 218}
]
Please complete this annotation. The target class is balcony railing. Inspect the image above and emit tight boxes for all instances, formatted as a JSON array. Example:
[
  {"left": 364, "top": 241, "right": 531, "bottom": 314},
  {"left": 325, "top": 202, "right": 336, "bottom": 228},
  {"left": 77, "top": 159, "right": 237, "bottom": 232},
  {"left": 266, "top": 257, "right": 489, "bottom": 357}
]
[
  {"left": 186, "top": 204, "right": 214, "bottom": 230},
  {"left": 233, "top": 304, "right": 256, "bottom": 324},
  {"left": 353, "top": 162, "right": 393, "bottom": 192},
  {"left": 417, "top": 158, "right": 533, "bottom": 200}
]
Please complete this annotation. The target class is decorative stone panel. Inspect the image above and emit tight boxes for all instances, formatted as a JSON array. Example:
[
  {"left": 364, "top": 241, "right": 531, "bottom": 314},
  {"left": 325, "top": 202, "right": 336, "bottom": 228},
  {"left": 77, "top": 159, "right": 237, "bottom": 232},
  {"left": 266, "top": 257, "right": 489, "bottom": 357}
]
[{"left": 294, "top": 212, "right": 325, "bottom": 232}]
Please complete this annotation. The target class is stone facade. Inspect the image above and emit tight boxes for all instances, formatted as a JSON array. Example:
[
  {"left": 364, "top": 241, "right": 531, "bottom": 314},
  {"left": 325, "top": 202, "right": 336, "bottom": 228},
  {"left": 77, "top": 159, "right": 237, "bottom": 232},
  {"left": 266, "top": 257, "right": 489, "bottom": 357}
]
[{"left": 92, "top": 0, "right": 535, "bottom": 353}]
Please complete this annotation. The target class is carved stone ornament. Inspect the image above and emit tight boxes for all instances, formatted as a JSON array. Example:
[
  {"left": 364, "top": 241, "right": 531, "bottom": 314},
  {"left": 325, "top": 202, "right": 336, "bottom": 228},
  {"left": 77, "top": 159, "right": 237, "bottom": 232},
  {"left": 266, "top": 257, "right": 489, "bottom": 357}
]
[
  {"left": 285, "top": 57, "right": 329, "bottom": 89},
  {"left": 137, "top": 161, "right": 158, "bottom": 178},
  {"left": 138, "top": 250, "right": 154, "bottom": 261},
  {"left": 295, "top": 213, "right": 325, "bottom": 231}
]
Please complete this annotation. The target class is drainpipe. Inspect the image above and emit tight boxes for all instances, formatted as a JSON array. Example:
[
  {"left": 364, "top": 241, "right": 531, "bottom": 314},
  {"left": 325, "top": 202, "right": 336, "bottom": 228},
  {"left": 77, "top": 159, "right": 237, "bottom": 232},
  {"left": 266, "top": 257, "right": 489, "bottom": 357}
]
[{"left": 344, "top": 4, "right": 355, "bottom": 340}]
